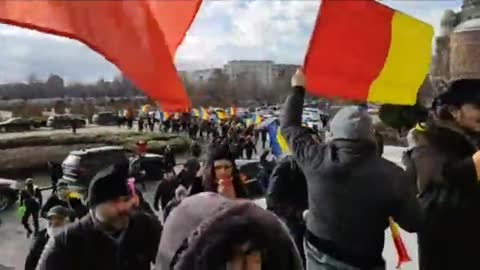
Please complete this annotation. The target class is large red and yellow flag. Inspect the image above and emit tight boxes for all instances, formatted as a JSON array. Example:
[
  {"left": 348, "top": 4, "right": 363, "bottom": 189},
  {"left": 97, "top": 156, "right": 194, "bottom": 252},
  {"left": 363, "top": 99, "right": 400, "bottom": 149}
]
[
  {"left": 0, "top": 0, "right": 202, "bottom": 111},
  {"left": 304, "top": 0, "right": 433, "bottom": 105}
]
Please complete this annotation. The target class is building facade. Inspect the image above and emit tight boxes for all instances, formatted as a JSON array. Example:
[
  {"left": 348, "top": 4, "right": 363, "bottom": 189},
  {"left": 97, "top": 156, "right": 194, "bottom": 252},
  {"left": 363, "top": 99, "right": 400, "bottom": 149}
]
[
  {"left": 180, "top": 68, "right": 224, "bottom": 83},
  {"left": 223, "top": 60, "right": 274, "bottom": 87},
  {"left": 433, "top": 0, "right": 480, "bottom": 81},
  {"left": 180, "top": 61, "right": 300, "bottom": 87},
  {"left": 272, "top": 64, "right": 300, "bottom": 79}
]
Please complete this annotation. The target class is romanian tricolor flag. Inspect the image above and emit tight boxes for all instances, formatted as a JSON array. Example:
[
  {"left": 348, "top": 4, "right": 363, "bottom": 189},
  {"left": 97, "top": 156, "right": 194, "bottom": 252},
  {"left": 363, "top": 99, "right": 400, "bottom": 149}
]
[
  {"left": 227, "top": 107, "right": 237, "bottom": 117},
  {"left": 389, "top": 217, "right": 411, "bottom": 269},
  {"left": 216, "top": 110, "right": 227, "bottom": 121},
  {"left": 305, "top": 0, "right": 433, "bottom": 105},
  {"left": 254, "top": 114, "right": 263, "bottom": 125},
  {"left": 160, "top": 112, "right": 170, "bottom": 122},
  {"left": 200, "top": 107, "right": 209, "bottom": 121},
  {"left": 142, "top": 104, "right": 150, "bottom": 114},
  {"left": 0, "top": 0, "right": 202, "bottom": 111},
  {"left": 267, "top": 121, "right": 290, "bottom": 157},
  {"left": 191, "top": 108, "right": 200, "bottom": 118}
]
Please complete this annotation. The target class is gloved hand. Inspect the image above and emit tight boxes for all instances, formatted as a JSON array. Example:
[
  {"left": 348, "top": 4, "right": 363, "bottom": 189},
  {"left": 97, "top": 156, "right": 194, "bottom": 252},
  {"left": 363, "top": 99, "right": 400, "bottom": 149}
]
[{"left": 291, "top": 68, "right": 306, "bottom": 88}]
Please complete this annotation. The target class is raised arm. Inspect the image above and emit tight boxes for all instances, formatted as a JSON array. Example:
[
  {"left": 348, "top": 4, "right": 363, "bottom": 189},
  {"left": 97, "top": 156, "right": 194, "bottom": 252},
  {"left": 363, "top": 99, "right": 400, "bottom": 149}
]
[{"left": 280, "top": 69, "right": 326, "bottom": 168}]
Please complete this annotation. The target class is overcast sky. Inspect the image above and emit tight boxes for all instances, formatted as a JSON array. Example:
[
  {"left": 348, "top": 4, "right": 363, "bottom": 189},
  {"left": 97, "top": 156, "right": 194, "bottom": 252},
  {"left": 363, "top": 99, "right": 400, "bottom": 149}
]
[{"left": 0, "top": 0, "right": 462, "bottom": 84}]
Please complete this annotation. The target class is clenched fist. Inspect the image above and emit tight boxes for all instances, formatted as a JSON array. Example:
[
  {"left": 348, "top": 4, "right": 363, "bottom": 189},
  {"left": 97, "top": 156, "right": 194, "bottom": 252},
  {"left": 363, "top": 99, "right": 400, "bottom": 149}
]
[{"left": 291, "top": 68, "right": 306, "bottom": 88}]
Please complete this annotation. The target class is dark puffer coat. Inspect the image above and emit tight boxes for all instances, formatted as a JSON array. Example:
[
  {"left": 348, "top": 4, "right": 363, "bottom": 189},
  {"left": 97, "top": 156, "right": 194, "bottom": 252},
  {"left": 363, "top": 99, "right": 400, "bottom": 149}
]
[
  {"left": 37, "top": 211, "right": 162, "bottom": 270},
  {"left": 25, "top": 229, "right": 49, "bottom": 270}
]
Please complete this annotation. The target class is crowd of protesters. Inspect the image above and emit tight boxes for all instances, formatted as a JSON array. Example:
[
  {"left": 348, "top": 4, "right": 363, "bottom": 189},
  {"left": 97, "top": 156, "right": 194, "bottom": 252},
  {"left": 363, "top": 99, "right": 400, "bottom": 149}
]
[{"left": 14, "top": 69, "right": 480, "bottom": 270}]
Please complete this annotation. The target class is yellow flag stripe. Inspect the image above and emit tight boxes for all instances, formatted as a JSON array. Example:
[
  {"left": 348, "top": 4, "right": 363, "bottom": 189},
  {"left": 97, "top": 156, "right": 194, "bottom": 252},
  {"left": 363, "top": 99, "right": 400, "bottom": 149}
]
[
  {"left": 277, "top": 131, "right": 290, "bottom": 154},
  {"left": 389, "top": 217, "right": 401, "bottom": 237},
  {"left": 367, "top": 12, "right": 433, "bottom": 105}
]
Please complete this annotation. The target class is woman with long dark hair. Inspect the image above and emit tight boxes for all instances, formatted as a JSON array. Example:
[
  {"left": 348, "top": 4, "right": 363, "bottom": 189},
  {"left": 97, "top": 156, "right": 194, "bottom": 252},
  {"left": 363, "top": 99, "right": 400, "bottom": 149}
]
[{"left": 190, "top": 146, "right": 248, "bottom": 199}]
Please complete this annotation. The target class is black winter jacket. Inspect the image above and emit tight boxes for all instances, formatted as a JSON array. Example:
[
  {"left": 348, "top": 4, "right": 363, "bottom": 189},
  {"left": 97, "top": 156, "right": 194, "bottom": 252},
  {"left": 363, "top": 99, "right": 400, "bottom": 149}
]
[
  {"left": 266, "top": 156, "right": 308, "bottom": 224},
  {"left": 405, "top": 120, "right": 480, "bottom": 270},
  {"left": 41, "top": 194, "right": 88, "bottom": 220},
  {"left": 154, "top": 177, "right": 181, "bottom": 211},
  {"left": 20, "top": 187, "right": 42, "bottom": 211},
  {"left": 25, "top": 229, "right": 49, "bottom": 270},
  {"left": 36, "top": 212, "right": 162, "bottom": 270},
  {"left": 281, "top": 86, "right": 421, "bottom": 268}
]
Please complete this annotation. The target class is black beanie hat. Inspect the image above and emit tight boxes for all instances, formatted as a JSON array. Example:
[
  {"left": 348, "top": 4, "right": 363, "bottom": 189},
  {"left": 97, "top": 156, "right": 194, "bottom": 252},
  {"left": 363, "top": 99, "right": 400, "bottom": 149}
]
[
  {"left": 87, "top": 164, "right": 131, "bottom": 208},
  {"left": 435, "top": 79, "right": 480, "bottom": 107}
]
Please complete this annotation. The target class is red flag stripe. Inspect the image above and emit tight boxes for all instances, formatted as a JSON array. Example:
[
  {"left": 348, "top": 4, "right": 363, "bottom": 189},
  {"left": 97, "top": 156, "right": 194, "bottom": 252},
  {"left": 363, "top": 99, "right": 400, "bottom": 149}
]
[
  {"left": 304, "top": 0, "right": 392, "bottom": 101},
  {"left": 0, "top": 1, "right": 202, "bottom": 111}
]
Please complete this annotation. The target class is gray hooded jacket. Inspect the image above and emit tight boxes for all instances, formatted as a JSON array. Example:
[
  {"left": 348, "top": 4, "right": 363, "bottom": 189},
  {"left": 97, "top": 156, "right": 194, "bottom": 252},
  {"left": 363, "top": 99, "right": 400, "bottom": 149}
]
[{"left": 280, "top": 87, "right": 421, "bottom": 268}]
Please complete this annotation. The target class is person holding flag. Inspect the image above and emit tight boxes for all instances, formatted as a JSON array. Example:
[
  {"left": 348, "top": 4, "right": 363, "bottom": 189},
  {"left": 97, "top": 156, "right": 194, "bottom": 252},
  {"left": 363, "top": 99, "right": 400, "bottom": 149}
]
[{"left": 281, "top": 69, "right": 421, "bottom": 270}]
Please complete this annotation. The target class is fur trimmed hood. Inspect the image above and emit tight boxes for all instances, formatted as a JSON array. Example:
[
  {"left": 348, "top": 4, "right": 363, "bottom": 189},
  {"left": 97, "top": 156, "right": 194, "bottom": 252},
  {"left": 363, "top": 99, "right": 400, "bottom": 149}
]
[{"left": 155, "top": 192, "right": 303, "bottom": 270}]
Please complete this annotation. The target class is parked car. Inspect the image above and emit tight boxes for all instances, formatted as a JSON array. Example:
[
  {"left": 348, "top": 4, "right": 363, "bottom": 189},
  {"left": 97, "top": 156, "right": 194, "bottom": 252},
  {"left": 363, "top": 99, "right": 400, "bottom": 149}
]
[
  {"left": 302, "top": 111, "right": 320, "bottom": 122},
  {"left": 32, "top": 118, "right": 47, "bottom": 128},
  {"left": 236, "top": 159, "right": 265, "bottom": 199},
  {"left": 129, "top": 153, "right": 165, "bottom": 181},
  {"left": 0, "top": 178, "right": 19, "bottom": 212},
  {"left": 47, "top": 115, "right": 86, "bottom": 129},
  {"left": 61, "top": 146, "right": 129, "bottom": 188},
  {"left": 92, "top": 112, "right": 119, "bottom": 126},
  {"left": 0, "top": 117, "right": 35, "bottom": 132}
]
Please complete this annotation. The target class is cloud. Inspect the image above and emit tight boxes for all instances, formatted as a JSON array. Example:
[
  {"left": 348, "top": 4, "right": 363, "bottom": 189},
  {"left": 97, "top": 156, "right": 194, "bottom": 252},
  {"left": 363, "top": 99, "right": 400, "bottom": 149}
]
[
  {"left": 0, "top": 25, "right": 118, "bottom": 83},
  {"left": 0, "top": 0, "right": 463, "bottom": 83},
  {"left": 176, "top": 0, "right": 320, "bottom": 68}
]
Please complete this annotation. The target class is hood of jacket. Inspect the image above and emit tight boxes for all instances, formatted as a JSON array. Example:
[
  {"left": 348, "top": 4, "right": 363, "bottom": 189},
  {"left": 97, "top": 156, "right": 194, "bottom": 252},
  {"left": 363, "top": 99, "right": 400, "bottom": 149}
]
[
  {"left": 155, "top": 192, "right": 303, "bottom": 270},
  {"left": 329, "top": 106, "right": 375, "bottom": 142},
  {"left": 329, "top": 139, "right": 378, "bottom": 166}
]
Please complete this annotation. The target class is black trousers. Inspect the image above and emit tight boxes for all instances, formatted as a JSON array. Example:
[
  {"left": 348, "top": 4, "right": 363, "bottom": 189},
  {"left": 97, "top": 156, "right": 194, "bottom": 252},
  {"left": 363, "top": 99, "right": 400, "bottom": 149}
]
[
  {"left": 246, "top": 150, "right": 253, "bottom": 160},
  {"left": 22, "top": 208, "right": 39, "bottom": 234}
]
